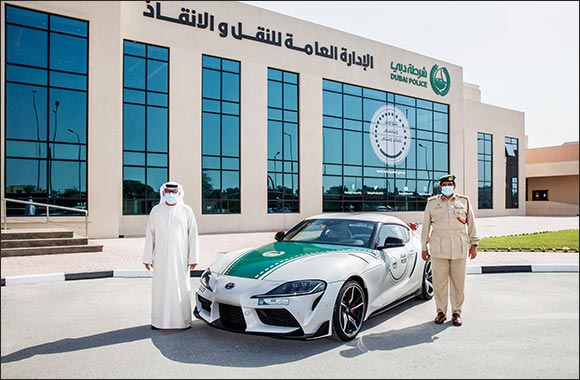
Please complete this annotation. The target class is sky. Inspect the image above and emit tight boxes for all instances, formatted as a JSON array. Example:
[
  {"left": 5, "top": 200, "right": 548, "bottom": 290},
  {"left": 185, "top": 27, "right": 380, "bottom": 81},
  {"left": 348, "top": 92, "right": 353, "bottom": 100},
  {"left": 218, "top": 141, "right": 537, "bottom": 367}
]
[{"left": 242, "top": 1, "right": 579, "bottom": 149}]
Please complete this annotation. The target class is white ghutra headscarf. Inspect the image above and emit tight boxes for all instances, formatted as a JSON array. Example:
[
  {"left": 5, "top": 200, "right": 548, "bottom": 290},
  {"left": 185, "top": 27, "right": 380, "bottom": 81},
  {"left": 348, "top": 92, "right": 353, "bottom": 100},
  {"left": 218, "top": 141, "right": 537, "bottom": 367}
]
[{"left": 158, "top": 181, "right": 185, "bottom": 205}]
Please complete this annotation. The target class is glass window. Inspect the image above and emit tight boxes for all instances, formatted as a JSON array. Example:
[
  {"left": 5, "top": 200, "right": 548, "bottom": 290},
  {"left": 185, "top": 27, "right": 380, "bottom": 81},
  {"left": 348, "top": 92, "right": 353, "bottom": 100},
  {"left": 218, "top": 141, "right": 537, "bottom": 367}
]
[
  {"left": 202, "top": 55, "right": 241, "bottom": 214},
  {"left": 322, "top": 79, "right": 449, "bottom": 211},
  {"left": 50, "top": 71, "right": 86, "bottom": 90},
  {"left": 50, "top": 15, "right": 87, "bottom": 37},
  {"left": 268, "top": 68, "right": 300, "bottom": 213},
  {"left": 6, "top": 25, "right": 48, "bottom": 67},
  {"left": 323, "top": 91, "right": 342, "bottom": 117},
  {"left": 505, "top": 136, "right": 519, "bottom": 209},
  {"left": 344, "top": 131, "right": 362, "bottom": 165},
  {"left": 344, "top": 95, "right": 362, "bottom": 120},
  {"left": 124, "top": 56, "right": 146, "bottom": 90},
  {"left": 123, "top": 104, "right": 146, "bottom": 151},
  {"left": 7, "top": 64, "right": 48, "bottom": 86},
  {"left": 124, "top": 40, "right": 146, "bottom": 57},
  {"left": 478, "top": 132, "right": 493, "bottom": 209},
  {"left": 147, "top": 45, "right": 168, "bottom": 60},
  {"left": 50, "top": 33, "right": 87, "bottom": 74},
  {"left": 123, "top": 40, "right": 169, "bottom": 214},
  {"left": 417, "top": 109, "right": 433, "bottom": 131},
  {"left": 4, "top": 5, "right": 89, "bottom": 215},
  {"left": 6, "top": 5, "right": 48, "bottom": 29},
  {"left": 433, "top": 112, "right": 448, "bottom": 133},
  {"left": 147, "top": 60, "right": 168, "bottom": 92},
  {"left": 222, "top": 72, "right": 240, "bottom": 102}
]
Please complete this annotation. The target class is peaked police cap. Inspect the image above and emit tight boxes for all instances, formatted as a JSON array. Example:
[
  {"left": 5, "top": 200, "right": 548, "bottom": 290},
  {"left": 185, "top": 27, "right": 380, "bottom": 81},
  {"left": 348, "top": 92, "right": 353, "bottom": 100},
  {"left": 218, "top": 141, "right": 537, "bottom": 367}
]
[{"left": 438, "top": 174, "right": 456, "bottom": 183}]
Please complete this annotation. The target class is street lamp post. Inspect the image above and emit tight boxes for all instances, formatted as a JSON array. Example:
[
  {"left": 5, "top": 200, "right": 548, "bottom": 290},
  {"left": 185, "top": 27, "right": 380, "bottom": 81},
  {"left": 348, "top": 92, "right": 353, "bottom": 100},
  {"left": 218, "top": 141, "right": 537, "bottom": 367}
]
[
  {"left": 273, "top": 151, "right": 280, "bottom": 188},
  {"left": 48, "top": 100, "right": 60, "bottom": 200},
  {"left": 418, "top": 143, "right": 430, "bottom": 194},
  {"left": 32, "top": 90, "right": 40, "bottom": 194},
  {"left": 68, "top": 128, "right": 81, "bottom": 198},
  {"left": 283, "top": 132, "right": 294, "bottom": 197}
]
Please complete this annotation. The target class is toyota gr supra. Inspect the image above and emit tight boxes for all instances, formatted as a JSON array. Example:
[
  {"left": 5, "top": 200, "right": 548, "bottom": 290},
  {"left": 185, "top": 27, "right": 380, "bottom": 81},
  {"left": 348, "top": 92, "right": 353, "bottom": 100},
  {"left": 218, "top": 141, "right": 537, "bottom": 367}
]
[{"left": 194, "top": 213, "right": 434, "bottom": 341}]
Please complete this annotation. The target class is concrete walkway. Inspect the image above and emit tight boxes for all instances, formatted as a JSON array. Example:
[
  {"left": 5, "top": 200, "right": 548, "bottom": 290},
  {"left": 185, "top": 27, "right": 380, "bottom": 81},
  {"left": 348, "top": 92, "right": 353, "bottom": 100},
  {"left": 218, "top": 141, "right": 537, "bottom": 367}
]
[{"left": 1, "top": 215, "right": 578, "bottom": 285}]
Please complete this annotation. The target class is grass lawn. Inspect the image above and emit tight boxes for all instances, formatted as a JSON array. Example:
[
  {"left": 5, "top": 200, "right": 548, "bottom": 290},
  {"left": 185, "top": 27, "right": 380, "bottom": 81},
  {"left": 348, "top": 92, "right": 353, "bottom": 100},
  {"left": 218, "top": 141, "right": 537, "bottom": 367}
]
[{"left": 479, "top": 229, "right": 579, "bottom": 252}]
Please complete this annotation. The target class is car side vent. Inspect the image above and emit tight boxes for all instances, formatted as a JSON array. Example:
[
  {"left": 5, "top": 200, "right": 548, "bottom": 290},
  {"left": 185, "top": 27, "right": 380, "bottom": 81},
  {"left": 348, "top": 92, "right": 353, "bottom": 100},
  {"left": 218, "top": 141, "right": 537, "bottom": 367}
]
[
  {"left": 311, "top": 293, "right": 324, "bottom": 310},
  {"left": 197, "top": 294, "right": 212, "bottom": 312}
]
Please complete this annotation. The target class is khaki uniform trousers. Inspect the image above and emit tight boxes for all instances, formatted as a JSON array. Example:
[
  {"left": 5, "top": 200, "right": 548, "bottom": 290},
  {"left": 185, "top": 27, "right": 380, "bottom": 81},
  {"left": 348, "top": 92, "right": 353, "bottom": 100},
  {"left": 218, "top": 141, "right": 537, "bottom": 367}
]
[{"left": 431, "top": 257, "right": 467, "bottom": 315}]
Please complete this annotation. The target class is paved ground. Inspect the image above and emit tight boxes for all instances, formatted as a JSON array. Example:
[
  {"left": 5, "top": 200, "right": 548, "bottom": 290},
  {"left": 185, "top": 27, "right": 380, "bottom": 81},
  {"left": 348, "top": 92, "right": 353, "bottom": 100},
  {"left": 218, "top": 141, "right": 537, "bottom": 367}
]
[
  {"left": 1, "top": 216, "right": 578, "bottom": 282},
  {"left": 1, "top": 273, "right": 578, "bottom": 379}
]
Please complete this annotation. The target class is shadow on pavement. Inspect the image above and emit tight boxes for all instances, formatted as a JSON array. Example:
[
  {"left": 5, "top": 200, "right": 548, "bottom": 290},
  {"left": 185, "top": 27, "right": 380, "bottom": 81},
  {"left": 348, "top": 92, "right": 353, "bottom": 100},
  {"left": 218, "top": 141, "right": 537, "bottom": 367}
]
[
  {"left": 340, "top": 320, "right": 451, "bottom": 358},
  {"left": 2, "top": 299, "right": 443, "bottom": 367},
  {"left": 1, "top": 325, "right": 152, "bottom": 364}
]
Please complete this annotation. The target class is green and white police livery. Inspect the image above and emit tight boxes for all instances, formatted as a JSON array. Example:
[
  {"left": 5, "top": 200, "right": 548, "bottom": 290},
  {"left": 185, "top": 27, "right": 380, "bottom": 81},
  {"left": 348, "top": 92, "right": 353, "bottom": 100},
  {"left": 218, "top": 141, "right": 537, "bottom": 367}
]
[{"left": 195, "top": 213, "right": 433, "bottom": 341}]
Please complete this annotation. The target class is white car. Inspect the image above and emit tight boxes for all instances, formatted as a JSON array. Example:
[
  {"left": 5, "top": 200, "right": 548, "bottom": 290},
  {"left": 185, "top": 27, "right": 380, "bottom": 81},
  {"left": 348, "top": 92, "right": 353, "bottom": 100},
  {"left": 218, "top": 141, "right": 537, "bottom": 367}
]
[{"left": 194, "top": 213, "right": 433, "bottom": 341}]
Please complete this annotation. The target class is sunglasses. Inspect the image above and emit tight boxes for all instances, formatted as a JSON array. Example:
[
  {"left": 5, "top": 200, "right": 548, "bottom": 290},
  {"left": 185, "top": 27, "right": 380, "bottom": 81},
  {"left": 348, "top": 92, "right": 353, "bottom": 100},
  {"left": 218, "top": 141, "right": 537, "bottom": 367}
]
[{"left": 164, "top": 188, "right": 179, "bottom": 194}]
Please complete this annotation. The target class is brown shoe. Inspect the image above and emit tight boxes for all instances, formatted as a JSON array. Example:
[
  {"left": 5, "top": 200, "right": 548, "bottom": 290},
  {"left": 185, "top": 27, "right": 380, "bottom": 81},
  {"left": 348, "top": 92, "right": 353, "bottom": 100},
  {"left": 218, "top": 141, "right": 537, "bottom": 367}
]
[
  {"left": 434, "top": 311, "right": 446, "bottom": 324},
  {"left": 452, "top": 313, "right": 462, "bottom": 326}
]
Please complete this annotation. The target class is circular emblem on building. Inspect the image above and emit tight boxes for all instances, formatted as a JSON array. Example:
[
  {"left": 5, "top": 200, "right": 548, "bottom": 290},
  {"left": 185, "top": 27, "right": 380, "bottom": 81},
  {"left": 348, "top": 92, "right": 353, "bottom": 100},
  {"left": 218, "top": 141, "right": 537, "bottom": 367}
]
[
  {"left": 262, "top": 250, "right": 285, "bottom": 257},
  {"left": 430, "top": 64, "right": 451, "bottom": 96},
  {"left": 369, "top": 105, "right": 411, "bottom": 165}
]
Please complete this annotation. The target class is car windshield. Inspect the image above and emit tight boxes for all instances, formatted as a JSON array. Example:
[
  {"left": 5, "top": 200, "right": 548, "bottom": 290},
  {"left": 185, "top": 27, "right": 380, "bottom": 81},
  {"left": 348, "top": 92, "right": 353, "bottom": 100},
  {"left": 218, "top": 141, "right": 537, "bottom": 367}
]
[{"left": 282, "top": 219, "right": 377, "bottom": 247}]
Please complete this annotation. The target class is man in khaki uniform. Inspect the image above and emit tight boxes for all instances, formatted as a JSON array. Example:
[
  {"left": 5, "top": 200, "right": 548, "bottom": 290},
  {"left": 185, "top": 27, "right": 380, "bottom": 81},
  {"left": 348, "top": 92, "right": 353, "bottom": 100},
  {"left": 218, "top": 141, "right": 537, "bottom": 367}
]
[{"left": 421, "top": 174, "right": 478, "bottom": 326}]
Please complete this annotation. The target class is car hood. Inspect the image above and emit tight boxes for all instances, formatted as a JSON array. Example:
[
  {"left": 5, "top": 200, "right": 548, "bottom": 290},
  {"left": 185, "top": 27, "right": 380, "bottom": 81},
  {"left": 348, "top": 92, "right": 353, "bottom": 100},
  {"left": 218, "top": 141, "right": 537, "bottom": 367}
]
[{"left": 212, "top": 241, "right": 379, "bottom": 281}]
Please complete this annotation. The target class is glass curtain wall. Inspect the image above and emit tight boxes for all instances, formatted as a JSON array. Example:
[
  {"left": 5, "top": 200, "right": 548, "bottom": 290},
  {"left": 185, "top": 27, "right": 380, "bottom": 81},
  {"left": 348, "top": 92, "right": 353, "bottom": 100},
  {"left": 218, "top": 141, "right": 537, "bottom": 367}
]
[
  {"left": 505, "top": 136, "right": 519, "bottom": 208},
  {"left": 201, "top": 55, "right": 241, "bottom": 214},
  {"left": 267, "top": 68, "right": 299, "bottom": 213},
  {"left": 322, "top": 79, "right": 449, "bottom": 212},
  {"left": 477, "top": 132, "right": 493, "bottom": 209},
  {"left": 122, "top": 40, "right": 169, "bottom": 215},
  {"left": 4, "top": 5, "right": 88, "bottom": 216}
]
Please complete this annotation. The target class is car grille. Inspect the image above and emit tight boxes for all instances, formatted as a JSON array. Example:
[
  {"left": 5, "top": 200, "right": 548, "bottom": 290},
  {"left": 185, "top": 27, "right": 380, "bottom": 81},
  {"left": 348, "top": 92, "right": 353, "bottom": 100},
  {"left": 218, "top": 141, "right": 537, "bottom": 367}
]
[
  {"left": 218, "top": 303, "right": 247, "bottom": 331},
  {"left": 197, "top": 294, "right": 212, "bottom": 313},
  {"left": 256, "top": 308, "right": 300, "bottom": 327}
]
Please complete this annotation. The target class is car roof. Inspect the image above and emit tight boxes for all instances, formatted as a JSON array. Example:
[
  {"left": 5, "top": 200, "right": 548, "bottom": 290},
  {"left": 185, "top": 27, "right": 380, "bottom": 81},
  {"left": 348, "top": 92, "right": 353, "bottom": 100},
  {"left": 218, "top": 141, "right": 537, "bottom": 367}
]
[{"left": 306, "top": 212, "right": 408, "bottom": 225}]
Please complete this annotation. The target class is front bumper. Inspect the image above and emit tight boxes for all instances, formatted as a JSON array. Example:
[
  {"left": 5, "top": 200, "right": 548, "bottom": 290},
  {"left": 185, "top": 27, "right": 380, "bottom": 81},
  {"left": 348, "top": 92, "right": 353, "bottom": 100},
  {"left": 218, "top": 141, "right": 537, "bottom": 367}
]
[{"left": 195, "top": 274, "right": 341, "bottom": 339}]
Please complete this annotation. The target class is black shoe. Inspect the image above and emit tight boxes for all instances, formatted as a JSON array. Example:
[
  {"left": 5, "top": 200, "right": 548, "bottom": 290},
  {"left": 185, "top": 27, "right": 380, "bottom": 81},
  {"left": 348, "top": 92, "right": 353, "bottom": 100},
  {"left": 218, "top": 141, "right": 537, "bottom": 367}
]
[
  {"left": 151, "top": 325, "right": 160, "bottom": 330},
  {"left": 434, "top": 312, "right": 446, "bottom": 324},
  {"left": 452, "top": 313, "right": 462, "bottom": 326}
]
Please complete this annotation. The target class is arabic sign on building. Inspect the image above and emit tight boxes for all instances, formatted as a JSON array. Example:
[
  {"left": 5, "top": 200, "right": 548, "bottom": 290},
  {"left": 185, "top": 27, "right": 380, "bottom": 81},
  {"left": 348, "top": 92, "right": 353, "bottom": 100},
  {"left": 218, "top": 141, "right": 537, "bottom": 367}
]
[
  {"left": 389, "top": 61, "right": 452, "bottom": 96},
  {"left": 143, "top": 1, "right": 374, "bottom": 71}
]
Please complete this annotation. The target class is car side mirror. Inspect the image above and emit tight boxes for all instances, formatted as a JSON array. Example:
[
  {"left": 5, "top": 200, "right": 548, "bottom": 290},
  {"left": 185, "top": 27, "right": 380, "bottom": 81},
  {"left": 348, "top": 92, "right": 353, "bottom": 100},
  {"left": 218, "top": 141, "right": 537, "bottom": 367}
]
[
  {"left": 274, "top": 231, "right": 286, "bottom": 241},
  {"left": 377, "top": 236, "right": 405, "bottom": 249}
]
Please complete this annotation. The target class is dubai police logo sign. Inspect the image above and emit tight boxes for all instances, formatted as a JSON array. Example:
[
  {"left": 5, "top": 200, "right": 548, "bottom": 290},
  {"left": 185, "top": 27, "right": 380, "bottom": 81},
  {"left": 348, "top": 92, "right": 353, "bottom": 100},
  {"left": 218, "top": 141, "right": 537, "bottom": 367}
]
[
  {"left": 369, "top": 105, "right": 411, "bottom": 165},
  {"left": 430, "top": 64, "right": 451, "bottom": 96}
]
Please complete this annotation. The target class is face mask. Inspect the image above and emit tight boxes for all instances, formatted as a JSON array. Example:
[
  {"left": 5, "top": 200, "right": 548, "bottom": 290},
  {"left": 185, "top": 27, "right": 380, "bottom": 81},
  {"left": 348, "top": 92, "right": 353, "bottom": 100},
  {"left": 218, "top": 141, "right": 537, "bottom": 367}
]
[
  {"left": 163, "top": 193, "right": 178, "bottom": 204},
  {"left": 441, "top": 186, "right": 454, "bottom": 197}
]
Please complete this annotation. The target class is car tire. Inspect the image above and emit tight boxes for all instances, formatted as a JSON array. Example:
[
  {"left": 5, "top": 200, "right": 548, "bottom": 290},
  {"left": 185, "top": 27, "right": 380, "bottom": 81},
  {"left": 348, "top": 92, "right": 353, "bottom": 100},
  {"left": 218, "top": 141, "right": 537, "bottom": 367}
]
[
  {"left": 331, "top": 280, "right": 366, "bottom": 341},
  {"left": 419, "top": 259, "right": 434, "bottom": 300}
]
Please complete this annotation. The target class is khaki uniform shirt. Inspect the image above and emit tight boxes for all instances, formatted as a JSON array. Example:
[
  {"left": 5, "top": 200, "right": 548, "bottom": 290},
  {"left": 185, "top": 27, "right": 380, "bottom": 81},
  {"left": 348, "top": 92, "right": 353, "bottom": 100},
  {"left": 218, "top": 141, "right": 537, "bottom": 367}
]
[{"left": 420, "top": 193, "right": 479, "bottom": 259}]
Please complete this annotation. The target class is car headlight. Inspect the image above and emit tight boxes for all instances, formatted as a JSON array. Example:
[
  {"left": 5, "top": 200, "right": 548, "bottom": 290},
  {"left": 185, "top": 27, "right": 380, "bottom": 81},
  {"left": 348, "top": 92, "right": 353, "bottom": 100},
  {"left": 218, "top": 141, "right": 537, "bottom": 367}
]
[
  {"left": 252, "top": 280, "right": 326, "bottom": 298},
  {"left": 200, "top": 269, "right": 213, "bottom": 292}
]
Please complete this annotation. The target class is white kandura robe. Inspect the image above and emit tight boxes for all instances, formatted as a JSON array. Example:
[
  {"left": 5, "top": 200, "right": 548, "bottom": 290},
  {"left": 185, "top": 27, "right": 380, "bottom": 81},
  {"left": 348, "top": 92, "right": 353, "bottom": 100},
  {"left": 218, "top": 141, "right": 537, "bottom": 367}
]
[{"left": 143, "top": 202, "right": 199, "bottom": 329}]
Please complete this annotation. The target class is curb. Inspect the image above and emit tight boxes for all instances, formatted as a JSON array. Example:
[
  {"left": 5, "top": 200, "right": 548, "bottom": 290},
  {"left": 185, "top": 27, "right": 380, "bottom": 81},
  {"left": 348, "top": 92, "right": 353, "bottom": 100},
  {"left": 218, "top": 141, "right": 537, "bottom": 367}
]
[{"left": 1, "top": 265, "right": 578, "bottom": 286}]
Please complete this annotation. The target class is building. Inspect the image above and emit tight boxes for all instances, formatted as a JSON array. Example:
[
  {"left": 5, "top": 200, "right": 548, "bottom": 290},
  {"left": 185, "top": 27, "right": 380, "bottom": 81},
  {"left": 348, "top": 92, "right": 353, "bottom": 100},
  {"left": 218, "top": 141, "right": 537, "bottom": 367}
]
[
  {"left": 1, "top": 1, "right": 526, "bottom": 238},
  {"left": 526, "top": 141, "right": 579, "bottom": 216}
]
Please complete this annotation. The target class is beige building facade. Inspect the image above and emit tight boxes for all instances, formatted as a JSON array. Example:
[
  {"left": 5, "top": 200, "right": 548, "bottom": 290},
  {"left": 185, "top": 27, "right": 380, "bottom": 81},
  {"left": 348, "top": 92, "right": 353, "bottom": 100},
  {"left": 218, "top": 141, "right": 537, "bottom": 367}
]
[
  {"left": 526, "top": 141, "right": 579, "bottom": 216},
  {"left": 1, "top": 1, "right": 526, "bottom": 238}
]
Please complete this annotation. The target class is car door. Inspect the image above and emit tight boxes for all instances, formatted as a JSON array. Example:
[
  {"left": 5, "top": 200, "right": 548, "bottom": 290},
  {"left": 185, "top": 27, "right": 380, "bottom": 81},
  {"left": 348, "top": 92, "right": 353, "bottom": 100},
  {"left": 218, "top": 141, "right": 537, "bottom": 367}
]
[{"left": 376, "top": 223, "right": 415, "bottom": 304}]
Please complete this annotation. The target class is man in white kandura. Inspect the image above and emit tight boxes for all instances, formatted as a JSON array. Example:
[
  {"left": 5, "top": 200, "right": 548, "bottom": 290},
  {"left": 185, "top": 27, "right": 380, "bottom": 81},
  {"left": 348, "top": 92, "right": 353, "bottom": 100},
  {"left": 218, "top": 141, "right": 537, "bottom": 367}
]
[{"left": 143, "top": 181, "right": 199, "bottom": 330}]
